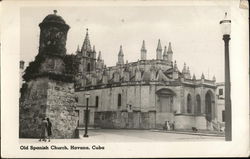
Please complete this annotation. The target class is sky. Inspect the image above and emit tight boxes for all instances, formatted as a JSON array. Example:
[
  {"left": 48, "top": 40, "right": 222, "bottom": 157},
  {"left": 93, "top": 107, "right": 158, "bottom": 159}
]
[{"left": 20, "top": 6, "right": 229, "bottom": 82}]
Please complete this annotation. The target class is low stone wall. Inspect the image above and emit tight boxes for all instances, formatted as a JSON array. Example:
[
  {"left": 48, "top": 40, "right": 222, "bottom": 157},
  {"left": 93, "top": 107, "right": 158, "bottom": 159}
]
[
  {"left": 195, "top": 115, "right": 207, "bottom": 130},
  {"left": 94, "top": 111, "right": 156, "bottom": 129},
  {"left": 174, "top": 114, "right": 196, "bottom": 130},
  {"left": 156, "top": 112, "right": 174, "bottom": 129}
]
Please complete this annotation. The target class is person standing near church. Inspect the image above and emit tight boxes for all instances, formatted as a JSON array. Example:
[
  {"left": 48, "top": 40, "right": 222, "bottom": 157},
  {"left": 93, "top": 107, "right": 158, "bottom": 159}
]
[
  {"left": 46, "top": 118, "right": 52, "bottom": 142},
  {"left": 39, "top": 117, "right": 48, "bottom": 142}
]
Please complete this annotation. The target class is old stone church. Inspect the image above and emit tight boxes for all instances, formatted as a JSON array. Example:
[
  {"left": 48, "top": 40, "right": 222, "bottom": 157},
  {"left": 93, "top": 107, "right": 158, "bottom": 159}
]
[{"left": 20, "top": 11, "right": 219, "bottom": 138}]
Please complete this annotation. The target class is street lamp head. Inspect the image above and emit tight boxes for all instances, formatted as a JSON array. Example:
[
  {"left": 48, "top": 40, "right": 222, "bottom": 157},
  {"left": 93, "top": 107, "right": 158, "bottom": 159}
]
[
  {"left": 220, "top": 12, "right": 231, "bottom": 36},
  {"left": 85, "top": 92, "right": 91, "bottom": 99}
]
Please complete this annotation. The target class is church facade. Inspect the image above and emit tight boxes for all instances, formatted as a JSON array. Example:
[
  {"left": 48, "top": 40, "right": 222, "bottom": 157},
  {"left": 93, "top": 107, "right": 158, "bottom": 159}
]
[
  {"left": 20, "top": 11, "right": 219, "bottom": 138},
  {"left": 74, "top": 30, "right": 218, "bottom": 130}
]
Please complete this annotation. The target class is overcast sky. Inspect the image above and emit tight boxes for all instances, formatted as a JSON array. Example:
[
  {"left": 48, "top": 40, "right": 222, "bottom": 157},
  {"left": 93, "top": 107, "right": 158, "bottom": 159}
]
[{"left": 20, "top": 6, "right": 229, "bottom": 82}]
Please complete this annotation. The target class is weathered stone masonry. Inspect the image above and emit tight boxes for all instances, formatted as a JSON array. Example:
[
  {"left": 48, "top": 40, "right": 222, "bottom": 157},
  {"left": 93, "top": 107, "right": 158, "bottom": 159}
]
[{"left": 20, "top": 11, "right": 79, "bottom": 138}]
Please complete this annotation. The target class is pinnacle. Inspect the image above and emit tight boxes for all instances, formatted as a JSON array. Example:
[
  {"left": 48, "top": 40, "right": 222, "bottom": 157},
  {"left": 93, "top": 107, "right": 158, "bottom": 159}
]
[
  {"left": 156, "top": 39, "right": 162, "bottom": 50},
  {"left": 163, "top": 46, "right": 167, "bottom": 55},
  {"left": 82, "top": 28, "right": 92, "bottom": 52},
  {"left": 141, "top": 40, "right": 146, "bottom": 50},
  {"left": 98, "top": 51, "right": 102, "bottom": 60},
  {"left": 119, "top": 45, "right": 124, "bottom": 56},
  {"left": 167, "top": 42, "right": 173, "bottom": 53}
]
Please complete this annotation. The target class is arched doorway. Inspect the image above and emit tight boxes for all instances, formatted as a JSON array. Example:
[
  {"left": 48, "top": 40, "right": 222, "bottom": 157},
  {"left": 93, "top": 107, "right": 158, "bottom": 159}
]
[
  {"left": 156, "top": 88, "right": 175, "bottom": 112},
  {"left": 205, "top": 91, "right": 214, "bottom": 122}
]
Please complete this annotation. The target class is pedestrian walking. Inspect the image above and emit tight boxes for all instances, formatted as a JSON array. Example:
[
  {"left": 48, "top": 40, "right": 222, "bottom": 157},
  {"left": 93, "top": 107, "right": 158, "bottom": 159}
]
[
  {"left": 172, "top": 121, "right": 175, "bottom": 130},
  {"left": 46, "top": 118, "right": 52, "bottom": 142},
  {"left": 39, "top": 117, "right": 48, "bottom": 142},
  {"left": 164, "top": 121, "right": 168, "bottom": 131},
  {"left": 166, "top": 121, "right": 170, "bottom": 131}
]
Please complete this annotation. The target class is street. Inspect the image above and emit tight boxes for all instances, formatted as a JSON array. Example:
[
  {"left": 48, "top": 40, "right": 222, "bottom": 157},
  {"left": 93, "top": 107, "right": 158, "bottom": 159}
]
[{"left": 20, "top": 129, "right": 225, "bottom": 143}]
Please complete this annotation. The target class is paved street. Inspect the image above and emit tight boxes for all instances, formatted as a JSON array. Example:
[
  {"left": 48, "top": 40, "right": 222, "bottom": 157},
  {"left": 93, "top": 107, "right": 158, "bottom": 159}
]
[{"left": 20, "top": 129, "right": 225, "bottom": 143}]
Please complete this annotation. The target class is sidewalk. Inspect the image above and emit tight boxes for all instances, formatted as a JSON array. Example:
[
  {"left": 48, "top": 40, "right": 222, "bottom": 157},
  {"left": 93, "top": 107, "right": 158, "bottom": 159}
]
[
  {"left": 20, "top": 129, "right": 225, "bottom": 143},
  {"left": 152, "top": 129, "right": 225, "bottom": 137}
]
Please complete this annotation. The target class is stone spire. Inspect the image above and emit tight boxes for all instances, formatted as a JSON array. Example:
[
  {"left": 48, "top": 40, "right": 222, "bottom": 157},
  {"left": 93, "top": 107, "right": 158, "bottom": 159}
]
[
  {"left": 167, "top": 42, "right": 173, "bottom": 62},
  {"left": 163, "top": 46, "right": 168, "bottom": 61},
  {"left": 173, "top": 60, "right": 179, "bottom": 79},
  {"left": 192, "top": 74, "right": 196, "bottom": 80},
  {"left": 97, "top": 51, "right": 102, "bottom": 60},
  {"left": 81, "top": 28, "right": 92, "bottom": 52},
  {"left": 187, "top": 67, "right": 190, "bottom": 75},
  {"left": 212, "top": 75, "right": 216, "bottom": 81},
  {"left": 186, "top": 66, "right": 191, "bottom": 79},
  {"left": 156, "top": 39, "right": 162, "bottom": 60},
  {"left": 117, "top": 45, "right": 124, "bottom": 66},
  {"left": 174, "top": 60, "right": 178, "bottom": 71},
  {"left": 201, "top": 73, "right": 205, "bottom": 79},
  {"left": 141, "top": 40, "right": 147, "bottom": 60},
  {"left": 182, "top": 63, "right": 187, "bottom": 73},
  {"left": 93, "top": 45, "right": 96, "bottom": 52}
]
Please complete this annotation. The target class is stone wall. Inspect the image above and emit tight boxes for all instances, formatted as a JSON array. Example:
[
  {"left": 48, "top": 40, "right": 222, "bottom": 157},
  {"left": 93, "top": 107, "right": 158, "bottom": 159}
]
[
  {"left": 19, "top": 77, "right": 79, "bottom": 138},
  {"left": 195, "top": 115, "right": 207, "bottom": 129},
  {"left": 174, "top": 114, "right": 196, "bottom": 130},
  {"left": 155, "top": 112, "right": 174, "bottom": 129},
  {"left": 94, "top": 111, "right": 156, "bottom": 129},
  {"left": 19, "top": 78, "right": 48, "bottom": 138},
  {"left": 46, "top": 80, "right": 79, "bottom": 138}
]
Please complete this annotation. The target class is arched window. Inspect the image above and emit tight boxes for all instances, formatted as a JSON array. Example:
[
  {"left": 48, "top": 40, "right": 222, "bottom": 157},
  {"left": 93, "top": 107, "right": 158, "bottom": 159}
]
[
  {"left": 196, "top": 95, "right": 201, "bottom": 114},
  {"left": 205, "top": 92, "right": 212, "bottom": 121},
  {"left": 187, "top": 94, "right": 192, "bottom": 113},
  {"left": 87, "top": 63, "right": 91, "bottom": 72},
  {"left": 118, "top": 94, "right": 122, "bottom": 107},
  {"left": 95, "top": 96, "right": 99, "bottom": 107}
]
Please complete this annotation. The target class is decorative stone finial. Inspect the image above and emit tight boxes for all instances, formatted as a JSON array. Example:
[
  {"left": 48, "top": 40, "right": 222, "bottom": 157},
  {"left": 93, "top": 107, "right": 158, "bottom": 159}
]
[
  {"left": 212, "top": 75, "right": 216, "bottom": 81},
  {"left": 192, "top": 74, "right": 196, "bottom": 80},
  {"left": 167, "top": 42, "right": 173, "bottom": 53},
  {"left": 182, "top": 63, "right": 187, "bottom": 73},
  {"left": 157, "top": 39, "right": 162, "bottom": 50},
  {"left": 53, "top": 10, "right": 57, "bottom": 14},
  {"left": 141, "top": 40, "right": 146, "bottom": 50},
  {"left": 201, "top": 73, "right": 205, "bottom": 79}
]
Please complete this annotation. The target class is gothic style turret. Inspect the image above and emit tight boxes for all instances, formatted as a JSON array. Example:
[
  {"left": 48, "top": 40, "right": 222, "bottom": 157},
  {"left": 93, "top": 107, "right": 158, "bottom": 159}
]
[
  {"left": 201, "top": 73, "right": 205, "bottom": 79},
  {"left": 182, "top": 63, "right": 187, "bottom": 74},
  {"left": 81, "top": 28, "right": 92, "bottom": 53},
  {"left": 163, "top": 46, "right": 168, "bottom": 61},
  {"left": 93, "top": 45, "right": 96, "bottom": 59},
  {"left": 173, "top": 60, "right": 179, "bottom": 79},
  {"left": 167, "top": 42, "right": 173, "bottom": 62},
  {"left": 192, "top": 74, "right": 196, "bottom": 80},
  {"left": 186, "top": 66, "right": 191, "bottom": 79},
  {"left": 77, "top": 29, "right": 97, "bottom": 73},
  {"left": 212, "top": 75, "right": 216, "bottom": 81},
  {"left": 156, "top": 39, "right": 162, "bottom": 60},
  {"left": 96, "top": 51, "right": 104, "bottom": 70},
  {"left": 117, "top": 45, "right": 124, "bottom": 66},
  {"left": 141, "top": 40, "right": 147, "bottom": 60}
]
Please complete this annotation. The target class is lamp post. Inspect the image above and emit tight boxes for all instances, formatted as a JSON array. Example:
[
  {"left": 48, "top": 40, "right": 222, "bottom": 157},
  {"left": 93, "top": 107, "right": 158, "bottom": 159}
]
[
  {"left": 84, "top": 92, "right": 90, "bottom": 137},
  {"left": 220, "top": 12, "right": 231, "bottom": 141}
]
